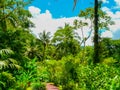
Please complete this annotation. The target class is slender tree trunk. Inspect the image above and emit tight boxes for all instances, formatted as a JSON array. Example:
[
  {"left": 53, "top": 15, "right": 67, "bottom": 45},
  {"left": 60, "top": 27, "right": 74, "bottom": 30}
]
[
  {"left": 73, "top": 0, "right": 99, "bottom": 63},
  {"left": 94, "top": 0, "right": 99, "bottom": 63},
  {"left": 43, "top": 43, "right": 46, "bottom": 61},
  {"left": 81, "top": 26, "right": 85, "bottom": 62}
]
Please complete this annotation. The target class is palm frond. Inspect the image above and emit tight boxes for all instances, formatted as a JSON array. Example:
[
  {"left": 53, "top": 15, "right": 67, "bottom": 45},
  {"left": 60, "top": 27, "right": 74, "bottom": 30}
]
[
  {"left": 14, "top": 64, "right": 21, "bottom": 69},
  {"left": 7, "top": 58, "right": 21, "bottom": 69},
  {"left": 0, "top": 60, "right": 8, "bottom": 70},
  {"left": 39, "top": 30, "right": 51, "bottom": 44},
  {"left": 0, "top": 58, "right": 21, "bottom": 70},
  {"left": 7, "top": 58, "right": 18, "bottom": 64},
  {"left": 1, "top": 71, "right": 15, "bottom": 81},
  {"left": 0, "top": 49, "right": 14, "bottom": 56},
  {"left": 73, "top": 0, "right": 78, "bottom": 11},
  {"left": 0, "top": 81, "right": 6, "bottom": 88}
]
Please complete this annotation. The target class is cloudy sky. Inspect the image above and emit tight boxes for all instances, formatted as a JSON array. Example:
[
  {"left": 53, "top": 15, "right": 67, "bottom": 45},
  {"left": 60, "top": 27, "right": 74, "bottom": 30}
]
[{"left": 27, "top": 0, "right": 120, "bottom": 45}]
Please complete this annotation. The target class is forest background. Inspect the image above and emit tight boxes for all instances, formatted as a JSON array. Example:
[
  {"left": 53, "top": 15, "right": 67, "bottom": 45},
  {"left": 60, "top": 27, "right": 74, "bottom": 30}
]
[{"left": 0, "top": 0, "right": 120, "bottom": 90}]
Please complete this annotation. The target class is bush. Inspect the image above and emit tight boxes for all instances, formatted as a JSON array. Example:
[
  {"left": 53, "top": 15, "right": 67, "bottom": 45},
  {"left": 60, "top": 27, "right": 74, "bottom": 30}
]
[
  {"left": 31, "top": 82, "right": 45, "bottom": 90},
  {"left": 76, "top": 64, "right": 120, "bottom": 89},
  {"left": 0, "top": 72, "right": 16, "bottom": 89},
  {"left": 101, "top": 57, "right": 117, "bottom": 65},
  {"left": 37, "top": 55, "right": 120, "bottom": 90}
]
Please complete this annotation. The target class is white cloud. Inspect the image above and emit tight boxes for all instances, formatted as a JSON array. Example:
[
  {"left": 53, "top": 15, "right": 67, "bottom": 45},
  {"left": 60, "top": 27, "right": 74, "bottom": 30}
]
[
  {"left": 29, "top": 6, "right": 120, "bottom": 46},
  {"left": 113, "top": 0, "right": 120, "bottom": 9},
  {"left": 114, "top": 0, "right": 120, "bottom": 6},
  {"left": 101, "top": 0, "right": 109, "bottom": 4},
  {"left": 29, "top": 6, "right": 93, "bottom": 45},
  {"left": 102, "top": 7, "right": 120, "bottom": 19},
  {"left": 102, "top": 7, "right": 110, "bottom": 11},
  {"left": 28, "top": 6, "right": 41, "bottom": 16},
  {"left": 29, "top": 9, "right": 77, "bottom": 35},
  {"left": 101, "top": 31, "right": 113, "bottom": 38},
  {"left": 101, "top": 6, "right": 120, "bottom": 32}
]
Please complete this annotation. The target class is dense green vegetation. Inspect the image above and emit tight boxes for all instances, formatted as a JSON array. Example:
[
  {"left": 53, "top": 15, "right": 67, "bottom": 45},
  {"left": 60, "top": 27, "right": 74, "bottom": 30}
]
[{"left": 0, "top": 0, "right": 120, "bottom": 90}]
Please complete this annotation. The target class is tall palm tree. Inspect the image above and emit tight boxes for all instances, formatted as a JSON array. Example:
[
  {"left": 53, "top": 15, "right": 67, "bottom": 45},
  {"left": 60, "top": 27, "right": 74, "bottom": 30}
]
[
  {"left": 25, "top": 39, "right": 40, "bottom": 59},
  {"left": 94, "top": 0, "right": 99, "bottom": 63},
  {"left": 39, "top": 30, "right": 51, "bottom": 60},
  {"left": 73, "top": 0, "right": 99, "bottom": 63},
  {"left": 52, "top": 24, "right": 80, "bottom": 59}
]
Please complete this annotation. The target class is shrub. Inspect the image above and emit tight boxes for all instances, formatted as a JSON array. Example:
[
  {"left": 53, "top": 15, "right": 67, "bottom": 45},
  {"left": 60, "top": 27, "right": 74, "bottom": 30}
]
[
  {"left": 76, "top": 64, "right": 120, "bottom": 89},
  {"left": 31, "top": 82, "right": 45, "bottom": 90}
]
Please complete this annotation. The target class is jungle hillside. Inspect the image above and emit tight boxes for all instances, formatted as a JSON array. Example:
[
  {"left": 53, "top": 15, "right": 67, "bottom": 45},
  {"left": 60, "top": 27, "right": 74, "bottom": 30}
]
[{"left": 0, "top": 0, "right": 120, "bottom": 90}]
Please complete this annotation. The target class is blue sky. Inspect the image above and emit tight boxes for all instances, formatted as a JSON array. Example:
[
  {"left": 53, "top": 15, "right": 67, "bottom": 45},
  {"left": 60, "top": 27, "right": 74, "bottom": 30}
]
[
  {"left": 28, "top": 0, "right": 120, "bottom": 18},
  {"left": 28, "top": 0, "right": 94, "bottom": 18},
  {"left": 28, "top": 0, "right": 120, "bottom": 45}
]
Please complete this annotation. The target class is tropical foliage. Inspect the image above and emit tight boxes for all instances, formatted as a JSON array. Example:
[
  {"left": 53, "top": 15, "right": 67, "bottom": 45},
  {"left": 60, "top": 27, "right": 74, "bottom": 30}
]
[{"left": 0, "top": 0, "right": 120, "bottom": 90}]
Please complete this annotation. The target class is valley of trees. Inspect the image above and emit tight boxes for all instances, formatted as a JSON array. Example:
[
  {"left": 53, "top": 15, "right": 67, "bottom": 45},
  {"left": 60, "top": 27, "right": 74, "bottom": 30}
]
[{"left": 0, "top": 0, "right": 120, "bottom": 90}]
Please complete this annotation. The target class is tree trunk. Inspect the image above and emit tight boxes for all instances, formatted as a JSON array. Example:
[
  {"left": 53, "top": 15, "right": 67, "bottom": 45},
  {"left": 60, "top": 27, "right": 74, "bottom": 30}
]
[
  {"left": 93, "top": 0, "right": 99, "bottom": 63},
  {"left": 43, "top": 43, "right": 46, "bottom": 61}
]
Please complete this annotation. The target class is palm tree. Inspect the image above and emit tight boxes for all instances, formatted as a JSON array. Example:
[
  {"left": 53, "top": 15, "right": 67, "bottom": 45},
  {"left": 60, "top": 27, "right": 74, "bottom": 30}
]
[
  {"left": 73, "top": 0, "right": 99, "bottom": 63},
  {"left": 25, "top": 39, "right": 41, "bottom": 59},
  {"left": 39, "top": 30, "right": 51, "bottom": 60},
  {"left": 93, "top": 0, "right": 99, "bottom": 63},
  {"left": 52, "top": 24, "right": 80, "bottom": 59}
]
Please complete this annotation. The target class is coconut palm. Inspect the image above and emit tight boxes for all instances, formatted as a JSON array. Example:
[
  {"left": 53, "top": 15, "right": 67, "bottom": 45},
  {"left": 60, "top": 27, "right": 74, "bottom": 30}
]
[
  {"left": 73, "top": 0, "right": 99, "bottom": 63},
  {"left": 52, "top": 24, "right": 80, "bottom": 59},
  {"left": 94, "top": 0, "right": 99, "bottom": 63},
  {"left": 39, "top": 30, "right": 51, "bottom": 60}
]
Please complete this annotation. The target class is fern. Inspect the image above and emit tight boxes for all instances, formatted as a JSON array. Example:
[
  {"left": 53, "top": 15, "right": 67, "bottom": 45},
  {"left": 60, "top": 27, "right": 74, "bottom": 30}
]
[
  {"left": 0, "top": 49, "right": 14, "bottom": 58},
  {"left": 0, "top": 49, "right": 21, "bottom": 70},
  {"left": 0, "top": 60, "right": 8, "bottom": 70}
]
